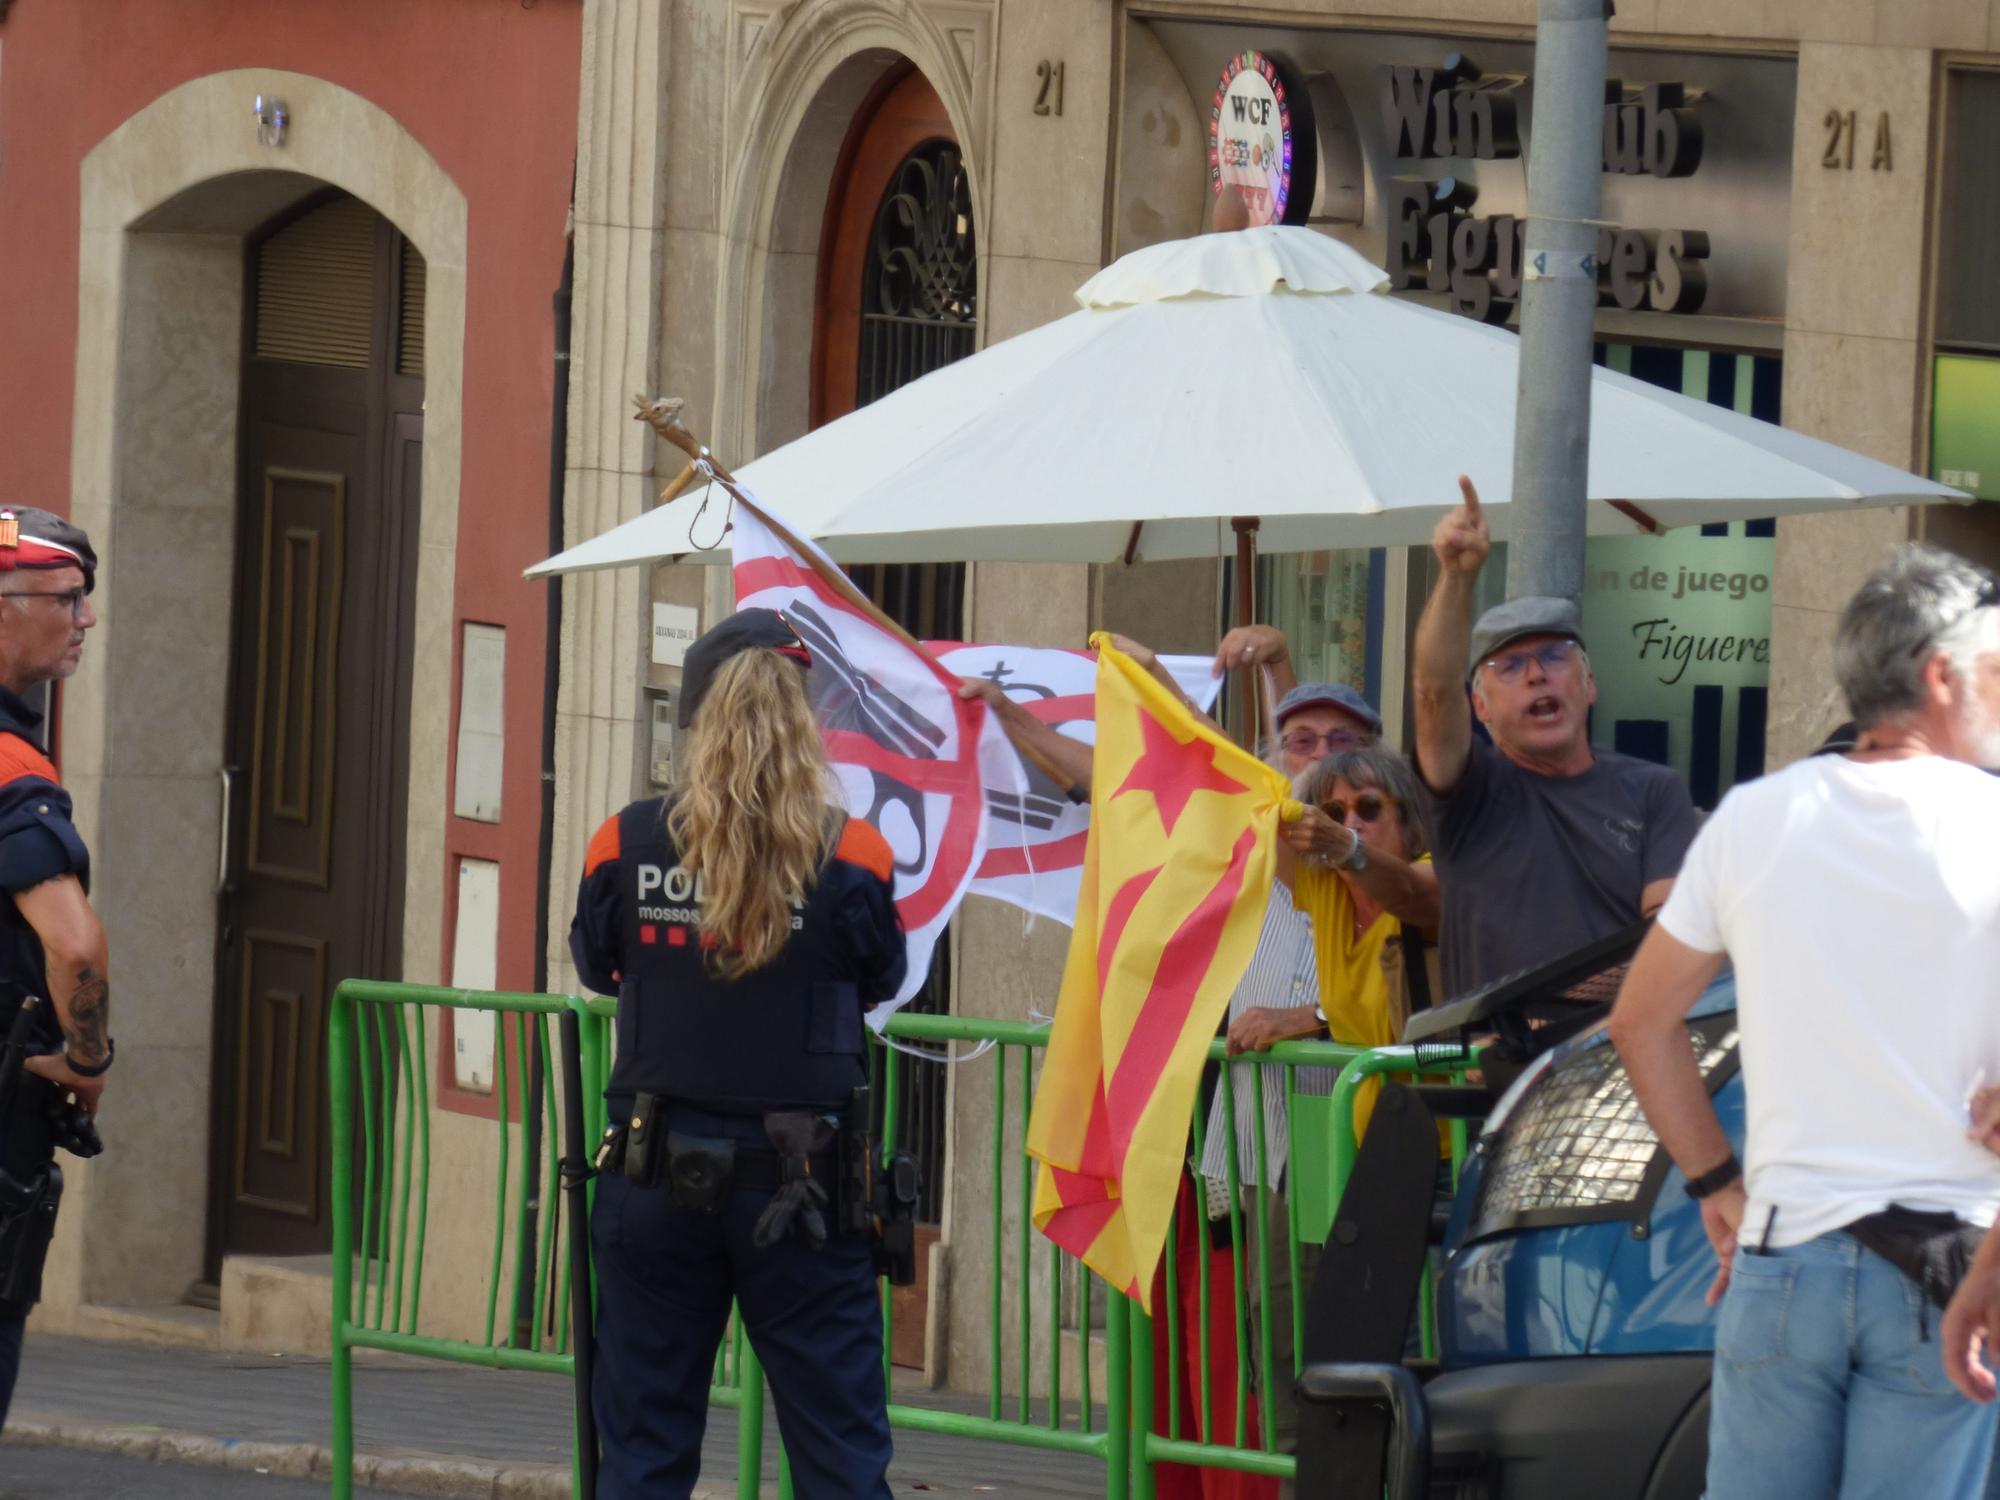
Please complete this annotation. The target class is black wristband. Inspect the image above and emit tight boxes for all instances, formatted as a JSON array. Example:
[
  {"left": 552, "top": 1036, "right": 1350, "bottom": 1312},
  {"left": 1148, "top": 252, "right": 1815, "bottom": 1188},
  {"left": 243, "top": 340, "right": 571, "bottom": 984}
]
[
  {"left": 65, "top": 1038, "right": 113, "bottom": 1078},
  {"left": 1684, "top": 1153, "right": 1741, "bottom": 1201}
]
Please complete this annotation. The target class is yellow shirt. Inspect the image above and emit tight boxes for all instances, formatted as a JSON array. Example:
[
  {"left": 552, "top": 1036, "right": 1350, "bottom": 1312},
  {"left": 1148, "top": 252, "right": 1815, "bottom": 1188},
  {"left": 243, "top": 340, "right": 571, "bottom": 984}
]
[
  {"left": 1291, "top": 855, "right": 1435, "bottom": 1137},
  {"left": 1292, "top": 861, "right": 1404, "bottom": 1051}
]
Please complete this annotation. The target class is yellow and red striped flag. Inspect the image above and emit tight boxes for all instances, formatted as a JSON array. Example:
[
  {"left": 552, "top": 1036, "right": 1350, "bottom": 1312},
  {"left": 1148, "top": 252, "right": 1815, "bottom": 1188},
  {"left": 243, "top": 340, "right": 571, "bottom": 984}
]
[{"left": 1026, "top": 634, "right": 1300, "bottom": 1307}]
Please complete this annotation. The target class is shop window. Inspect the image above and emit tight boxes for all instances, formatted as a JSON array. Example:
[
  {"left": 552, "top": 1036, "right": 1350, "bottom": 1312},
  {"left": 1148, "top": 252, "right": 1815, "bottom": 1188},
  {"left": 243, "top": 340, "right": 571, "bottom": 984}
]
[
  {"left": 1583, "top": 343, "right": 1780, "bottom": 805},
  {"left": 1938, "top": 70, "right": 2000, "bottom": 349},
  {"left": 1471, "top": 344, "right": 1778, "bottom": 801},
  {"left": 1932, "top": 353, "right": 2000, "bottom": 500},
  {"left": 1254, "top": 548, "right": 1380, "bottom": 723}
]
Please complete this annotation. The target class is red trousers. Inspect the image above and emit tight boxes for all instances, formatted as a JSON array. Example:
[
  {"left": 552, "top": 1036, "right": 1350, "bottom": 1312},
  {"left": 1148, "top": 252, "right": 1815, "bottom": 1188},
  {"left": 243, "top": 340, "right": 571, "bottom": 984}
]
[{"left": 1146, "top": 1179, "right": 1278, "bottom": 1500}]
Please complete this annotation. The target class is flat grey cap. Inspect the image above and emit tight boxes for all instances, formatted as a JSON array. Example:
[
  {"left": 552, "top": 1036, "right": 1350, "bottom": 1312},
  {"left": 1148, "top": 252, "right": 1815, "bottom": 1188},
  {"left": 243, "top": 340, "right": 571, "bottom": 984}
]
[
  {"left": 1467, "top": 595, "right": 1585, "bottom": 677},
  {"left": 1274, "top": 681, "right": 1382, "bottom": 736}
]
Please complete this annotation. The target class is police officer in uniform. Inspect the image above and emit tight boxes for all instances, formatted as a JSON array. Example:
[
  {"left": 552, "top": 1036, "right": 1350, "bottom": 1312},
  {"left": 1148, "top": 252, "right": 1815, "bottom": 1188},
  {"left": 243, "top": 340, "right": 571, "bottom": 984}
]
[
  {"left": 571, "top": 608, "right": 905, "bottom": 1500},
  {"left": 0, "top": 506, "right": 109, "bottom": 1424}
]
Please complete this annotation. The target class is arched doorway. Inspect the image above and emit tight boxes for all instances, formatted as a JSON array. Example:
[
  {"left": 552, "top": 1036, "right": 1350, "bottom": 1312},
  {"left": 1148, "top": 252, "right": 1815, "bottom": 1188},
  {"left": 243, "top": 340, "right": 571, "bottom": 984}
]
[
  {"left": 207, "top": 191, "right": 423, "bottom": 1271},
  {"left": 813, "top": 64, "right": 975, "bottom": 644},
  {"left": 812, "top": 63, "right": 977, "bottom": 1365}
]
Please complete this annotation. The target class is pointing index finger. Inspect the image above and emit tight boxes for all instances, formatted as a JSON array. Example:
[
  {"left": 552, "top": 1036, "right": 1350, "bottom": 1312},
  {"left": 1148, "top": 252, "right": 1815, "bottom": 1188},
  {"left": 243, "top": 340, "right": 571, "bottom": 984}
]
[{"left": 1458, "top": 474, "right": 1482, "bottom": 520}]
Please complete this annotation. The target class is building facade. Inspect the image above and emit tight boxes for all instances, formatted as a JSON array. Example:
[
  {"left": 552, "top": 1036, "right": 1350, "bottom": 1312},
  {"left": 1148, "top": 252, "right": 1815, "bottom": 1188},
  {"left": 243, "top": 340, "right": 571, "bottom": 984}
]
[
  {"left": 551, "top": 0, "right": 2000, "bottom": 1385},
  {"left": 0, "top": 0, "right": 581, "bottom": 1343},
  {"left": 2, "top": 0, "right": 1998, "bottom": 1377}
]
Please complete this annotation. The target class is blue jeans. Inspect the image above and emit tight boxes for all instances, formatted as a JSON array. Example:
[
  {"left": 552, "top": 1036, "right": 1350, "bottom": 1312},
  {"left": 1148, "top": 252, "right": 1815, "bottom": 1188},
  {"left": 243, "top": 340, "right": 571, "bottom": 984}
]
[{"left": 1708, "top": 1230, "right": 1997, "bottom": 1500}]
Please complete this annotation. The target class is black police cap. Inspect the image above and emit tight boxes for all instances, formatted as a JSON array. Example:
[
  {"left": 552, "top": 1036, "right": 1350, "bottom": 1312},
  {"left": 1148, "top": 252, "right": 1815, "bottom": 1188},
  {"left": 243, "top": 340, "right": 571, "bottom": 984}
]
[{"left": 676, "top": 608, "right": 812, "bottom": 729}]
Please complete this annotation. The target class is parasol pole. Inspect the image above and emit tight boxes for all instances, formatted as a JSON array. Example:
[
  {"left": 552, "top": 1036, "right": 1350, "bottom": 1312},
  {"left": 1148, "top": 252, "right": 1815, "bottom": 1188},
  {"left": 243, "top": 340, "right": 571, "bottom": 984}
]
[{"left": 1231, "top": 516, "right": 1261, "bottom": 749}]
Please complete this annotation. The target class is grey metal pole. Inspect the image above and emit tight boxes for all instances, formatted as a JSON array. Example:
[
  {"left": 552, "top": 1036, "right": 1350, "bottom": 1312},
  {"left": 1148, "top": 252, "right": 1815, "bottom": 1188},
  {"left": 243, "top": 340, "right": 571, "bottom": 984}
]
[{"left": 1507, "top": 0, "right": 1611, "bottom": 605}]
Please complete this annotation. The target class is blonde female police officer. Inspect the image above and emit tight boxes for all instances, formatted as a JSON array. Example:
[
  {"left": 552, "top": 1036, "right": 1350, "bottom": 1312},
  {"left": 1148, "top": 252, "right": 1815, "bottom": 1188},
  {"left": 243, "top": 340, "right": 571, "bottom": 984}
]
[{"left": 570, "top": 608, "right": 905, "bottom": 1500}]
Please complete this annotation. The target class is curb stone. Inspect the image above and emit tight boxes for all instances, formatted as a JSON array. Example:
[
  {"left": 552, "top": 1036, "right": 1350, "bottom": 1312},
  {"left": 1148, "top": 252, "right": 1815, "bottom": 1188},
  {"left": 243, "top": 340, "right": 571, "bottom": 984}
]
[{"left": 1, "top": 1415, "right": 572, "bottom": 1498}]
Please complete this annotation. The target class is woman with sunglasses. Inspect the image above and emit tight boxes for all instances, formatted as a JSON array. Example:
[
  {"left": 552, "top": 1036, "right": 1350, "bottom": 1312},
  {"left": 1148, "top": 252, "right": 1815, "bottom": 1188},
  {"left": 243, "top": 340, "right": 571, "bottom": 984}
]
[{"left": 1222, "top": 746, "right": 1441, "bottom": 1059}]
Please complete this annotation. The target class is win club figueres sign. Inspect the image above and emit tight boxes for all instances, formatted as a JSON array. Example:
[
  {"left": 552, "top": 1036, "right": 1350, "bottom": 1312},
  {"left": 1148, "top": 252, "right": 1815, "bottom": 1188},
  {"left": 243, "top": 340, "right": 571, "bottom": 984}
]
[{"left": 1381, "top": 56, "right": 1709, "bottom": 323}]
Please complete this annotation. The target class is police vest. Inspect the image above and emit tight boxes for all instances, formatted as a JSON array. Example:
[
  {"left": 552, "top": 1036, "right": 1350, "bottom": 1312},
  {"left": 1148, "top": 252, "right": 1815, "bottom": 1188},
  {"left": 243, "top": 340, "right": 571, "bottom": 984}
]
[{"left": 603, "top": 798, "right": 869, "bottom": 1114}]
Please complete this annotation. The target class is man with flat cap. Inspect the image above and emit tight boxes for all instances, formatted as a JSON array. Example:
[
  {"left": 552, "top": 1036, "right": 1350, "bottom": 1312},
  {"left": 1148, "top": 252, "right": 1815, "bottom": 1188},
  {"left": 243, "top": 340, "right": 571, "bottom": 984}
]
[
  {"left": 0, "top": 505, "right": 109, "bottom": 1424},
  {"left": 1410, "top": 477, "right": 1699, "bottom": 1001}
]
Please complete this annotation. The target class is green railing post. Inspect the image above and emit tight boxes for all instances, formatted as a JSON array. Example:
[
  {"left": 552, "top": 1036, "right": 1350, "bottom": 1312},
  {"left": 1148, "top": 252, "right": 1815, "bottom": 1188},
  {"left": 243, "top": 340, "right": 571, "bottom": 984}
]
[
  {"left": 738, "top": 1345, "right": 767, "bottom": 1500},
  {"left": 989, "top": 1042, "right": 1005, "bottom": 1422},
  {"left": 1017, "top": 1045, "right": 1033, "bottom": 1427},
  {"left": 881, "top": 1041, "right": 899, "bottom": 1393},
  {"left": 1130, "top": 1302, "right": 1156, "bottom": 1500},
  {"left": 1104, "top": 1290, "right": 1130, "bottom": 1500},
  {"left": 330, "top": 986, "right": 355, "bottom": 1500}
]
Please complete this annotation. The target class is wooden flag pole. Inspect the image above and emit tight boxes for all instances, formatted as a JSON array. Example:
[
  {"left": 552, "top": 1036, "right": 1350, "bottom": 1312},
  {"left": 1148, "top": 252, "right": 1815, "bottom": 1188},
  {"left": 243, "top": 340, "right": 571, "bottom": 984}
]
[
  {"left": 630, "top": 395, "right": 1082, "bottom": 797},
  {"left": 631, "top": 395, "right": 931, "bottom": 655},
  {"left": 655, "top": 459, "right": 701, "bottom": 509}
]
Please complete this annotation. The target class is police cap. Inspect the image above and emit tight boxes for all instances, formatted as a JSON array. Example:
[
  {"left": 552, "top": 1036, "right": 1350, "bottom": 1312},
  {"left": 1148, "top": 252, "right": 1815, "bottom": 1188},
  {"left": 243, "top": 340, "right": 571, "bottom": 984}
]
[
  {"left": 0, "top": 507, "right": 98, "bottom": 593},
  {"left": 677, "top": 608, "right": 812, "bottom": 728}
]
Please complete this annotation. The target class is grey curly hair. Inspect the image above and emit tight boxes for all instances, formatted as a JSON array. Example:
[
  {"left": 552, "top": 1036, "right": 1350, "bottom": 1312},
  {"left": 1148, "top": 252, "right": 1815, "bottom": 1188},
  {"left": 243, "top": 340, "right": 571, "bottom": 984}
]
[{"left": 1300, "top": 745, "right": 1429, "bottom": 860}]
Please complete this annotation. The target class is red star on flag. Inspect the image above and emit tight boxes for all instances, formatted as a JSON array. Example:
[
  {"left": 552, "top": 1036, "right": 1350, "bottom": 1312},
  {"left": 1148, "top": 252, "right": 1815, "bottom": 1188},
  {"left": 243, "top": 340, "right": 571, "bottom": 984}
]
[{"left": 1112, "top": 708, "right": 1250, "bottom": 836}]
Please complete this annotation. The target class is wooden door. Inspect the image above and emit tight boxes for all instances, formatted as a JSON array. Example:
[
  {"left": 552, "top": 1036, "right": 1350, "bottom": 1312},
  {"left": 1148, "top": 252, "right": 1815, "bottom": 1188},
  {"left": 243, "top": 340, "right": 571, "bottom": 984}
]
[{"left": 208, "top": 196, "right": 423, "bottom": 1268}]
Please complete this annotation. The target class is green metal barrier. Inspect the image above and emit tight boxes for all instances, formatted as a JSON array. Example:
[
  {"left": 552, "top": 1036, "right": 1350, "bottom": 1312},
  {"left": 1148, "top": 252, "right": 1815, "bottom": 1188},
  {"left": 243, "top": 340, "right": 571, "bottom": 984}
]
[
  {"left": 329, "top": 981, "right": 611, "bottom": 1500},
  {"left": 331, "top": 982, "right": 1470, "bottom": 1500}
]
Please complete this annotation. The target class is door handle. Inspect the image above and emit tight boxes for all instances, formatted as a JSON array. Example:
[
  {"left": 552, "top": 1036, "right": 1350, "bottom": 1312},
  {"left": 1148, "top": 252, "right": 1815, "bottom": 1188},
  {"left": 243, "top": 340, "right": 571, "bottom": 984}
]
[{"left": 217, "top": 765, "right": 240, "bottom": 896}]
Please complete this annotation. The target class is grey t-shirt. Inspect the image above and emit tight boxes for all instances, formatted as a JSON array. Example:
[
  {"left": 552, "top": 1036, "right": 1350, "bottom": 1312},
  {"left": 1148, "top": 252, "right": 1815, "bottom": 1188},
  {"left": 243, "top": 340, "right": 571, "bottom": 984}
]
[{"left": 1420, "top": 736, "right": 1700, "bottom": 1000}]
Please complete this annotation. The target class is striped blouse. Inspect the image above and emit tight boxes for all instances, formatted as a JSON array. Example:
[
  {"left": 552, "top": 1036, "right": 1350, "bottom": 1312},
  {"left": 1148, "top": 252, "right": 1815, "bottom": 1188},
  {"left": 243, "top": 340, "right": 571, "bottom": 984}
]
[{"left": 1198, "top": 884, "right": 1334, "bottom": 1191}]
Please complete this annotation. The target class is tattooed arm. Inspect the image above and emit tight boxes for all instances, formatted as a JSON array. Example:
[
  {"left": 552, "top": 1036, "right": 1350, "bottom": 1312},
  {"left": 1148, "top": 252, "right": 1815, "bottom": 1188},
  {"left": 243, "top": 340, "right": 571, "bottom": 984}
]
[{"left": 15, "top": 873, "right": 109, "bottom": 1114}]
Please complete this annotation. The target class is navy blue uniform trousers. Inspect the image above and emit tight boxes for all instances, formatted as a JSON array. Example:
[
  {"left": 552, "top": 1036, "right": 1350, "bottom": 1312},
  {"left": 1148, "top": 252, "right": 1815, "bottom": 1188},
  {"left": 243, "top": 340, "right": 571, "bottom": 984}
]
[{"left": 590, "top": 1117, "right": 893, "bottom": 1500}]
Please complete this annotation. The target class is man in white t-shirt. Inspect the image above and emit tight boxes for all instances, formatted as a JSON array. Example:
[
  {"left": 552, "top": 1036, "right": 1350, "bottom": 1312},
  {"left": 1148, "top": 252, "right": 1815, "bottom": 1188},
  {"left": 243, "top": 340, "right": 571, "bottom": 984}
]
[{"left": 1609, "top": 544, "right": 2000, "bottom": 1500}]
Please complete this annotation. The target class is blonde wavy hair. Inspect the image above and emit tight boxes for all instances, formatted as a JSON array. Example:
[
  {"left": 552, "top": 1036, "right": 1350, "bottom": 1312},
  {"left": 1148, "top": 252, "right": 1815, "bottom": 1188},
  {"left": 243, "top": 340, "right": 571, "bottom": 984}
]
[{"left": 666, "top": 647, "right": 834, "bottom": 978}]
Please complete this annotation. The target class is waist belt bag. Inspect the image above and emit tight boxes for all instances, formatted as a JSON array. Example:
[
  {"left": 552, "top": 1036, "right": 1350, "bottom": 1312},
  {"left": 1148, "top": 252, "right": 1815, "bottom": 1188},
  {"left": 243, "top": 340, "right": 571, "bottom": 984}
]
[
  {"left": 665, "top": 1132, "right": 736, "bottom": 1215},
  {"left": 1846, "top": 1205, "right": 1985, "bottom": 1311}
]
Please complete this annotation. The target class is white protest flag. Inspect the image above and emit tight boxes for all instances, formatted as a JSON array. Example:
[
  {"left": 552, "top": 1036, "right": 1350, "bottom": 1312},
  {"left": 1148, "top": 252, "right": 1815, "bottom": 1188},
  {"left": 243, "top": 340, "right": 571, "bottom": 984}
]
[
  {"left": 927, "top": 643, "right": 1223, "bottom": 923},
  {"left": 729, "top": 498, "right": 1018, "bottom": 1022}
]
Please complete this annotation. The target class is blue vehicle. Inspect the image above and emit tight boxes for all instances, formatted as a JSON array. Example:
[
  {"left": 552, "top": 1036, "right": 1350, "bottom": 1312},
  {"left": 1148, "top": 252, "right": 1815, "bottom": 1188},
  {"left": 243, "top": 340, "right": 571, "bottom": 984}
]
[{"left": 1297, "top": 923, "right": 1742, "bottom": 1500}]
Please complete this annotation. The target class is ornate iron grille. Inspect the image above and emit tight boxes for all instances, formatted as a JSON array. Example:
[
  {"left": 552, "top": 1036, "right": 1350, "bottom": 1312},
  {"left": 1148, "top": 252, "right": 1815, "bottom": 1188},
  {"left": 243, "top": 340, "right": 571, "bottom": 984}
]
[
  {"left": 851, "top": 138, "right": 977, "bottom": 1220},
  {"left": 856, "top": 138, "right": 977, "bottom": 404}
]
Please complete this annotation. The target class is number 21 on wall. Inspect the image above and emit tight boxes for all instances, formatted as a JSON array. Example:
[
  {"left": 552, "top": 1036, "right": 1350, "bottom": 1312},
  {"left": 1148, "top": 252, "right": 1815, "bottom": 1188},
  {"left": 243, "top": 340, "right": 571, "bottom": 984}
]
[
  {"left": 1823, "top": 109, "right": 1891, "bottom": 172},
  {"left": 1034, "top": 59, "right": 1065, "bottom": 117}
]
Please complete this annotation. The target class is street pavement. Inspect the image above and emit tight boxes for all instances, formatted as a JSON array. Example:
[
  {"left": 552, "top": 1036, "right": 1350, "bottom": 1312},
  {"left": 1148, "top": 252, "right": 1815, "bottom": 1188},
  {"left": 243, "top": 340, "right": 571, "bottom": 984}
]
[
  {"left": 0, "top": 1444, "right": 407, "bottom": 1498},
  {"left": 3, "top": 1335, "right": 1106, "bottom": 1498}
]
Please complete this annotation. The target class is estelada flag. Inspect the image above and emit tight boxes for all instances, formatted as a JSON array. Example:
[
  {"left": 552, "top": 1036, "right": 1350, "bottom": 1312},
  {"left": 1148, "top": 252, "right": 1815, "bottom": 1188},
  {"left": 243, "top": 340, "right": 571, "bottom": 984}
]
[{"left": 1026, "top": 634, "right": 1299, "bottom": 1306}]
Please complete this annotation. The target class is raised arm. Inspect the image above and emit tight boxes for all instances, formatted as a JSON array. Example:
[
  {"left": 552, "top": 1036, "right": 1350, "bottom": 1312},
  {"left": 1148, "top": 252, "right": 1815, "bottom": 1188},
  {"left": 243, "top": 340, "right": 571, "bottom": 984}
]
[
  {"left": 1211, "top": 624, "right": 1298, "bottom": 702},
  {"left": 1413, "top": 476, "right": 1489, "bottom": 795},
  {"left": 958, "top": 677, "right": 1095, "bottom": 796},
  {"left": 1608, "top": 926, "right": 1737, "bottom": 1302},
  {"left": 1108, "top": 633, "right": 1225, "bottom": 736},
  {"left": 1282, "top": 811, "right": 1441, "bottom": 926}
]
